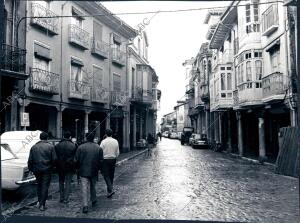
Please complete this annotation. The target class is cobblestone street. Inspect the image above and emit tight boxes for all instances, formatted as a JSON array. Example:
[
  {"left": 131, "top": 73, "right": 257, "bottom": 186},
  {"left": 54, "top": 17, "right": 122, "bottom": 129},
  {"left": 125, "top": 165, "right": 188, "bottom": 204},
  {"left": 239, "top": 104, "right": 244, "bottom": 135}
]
[{"left": 16, "top": 139, "right": 299, "bottom": 222}]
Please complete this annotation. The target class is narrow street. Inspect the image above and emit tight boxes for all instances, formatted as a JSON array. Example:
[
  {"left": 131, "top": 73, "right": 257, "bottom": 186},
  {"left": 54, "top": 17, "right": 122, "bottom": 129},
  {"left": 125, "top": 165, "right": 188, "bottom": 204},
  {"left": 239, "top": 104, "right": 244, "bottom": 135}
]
[{"left": 15, "top": 139, "right": 299, "bottom": 222}]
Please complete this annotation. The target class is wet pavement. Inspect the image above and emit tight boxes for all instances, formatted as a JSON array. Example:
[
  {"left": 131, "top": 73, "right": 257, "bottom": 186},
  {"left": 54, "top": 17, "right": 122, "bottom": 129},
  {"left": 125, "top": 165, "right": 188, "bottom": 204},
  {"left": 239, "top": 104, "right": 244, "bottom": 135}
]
[{"left": 15, "top": 139, "right": 299, "bottom": 222}]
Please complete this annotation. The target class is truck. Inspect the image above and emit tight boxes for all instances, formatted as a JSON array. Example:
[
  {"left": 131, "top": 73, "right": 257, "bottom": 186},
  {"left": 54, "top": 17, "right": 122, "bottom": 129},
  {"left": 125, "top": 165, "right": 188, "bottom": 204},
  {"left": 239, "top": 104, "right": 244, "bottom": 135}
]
[{"left": 180, "top": 127, "right": 194, "bottom": 145}]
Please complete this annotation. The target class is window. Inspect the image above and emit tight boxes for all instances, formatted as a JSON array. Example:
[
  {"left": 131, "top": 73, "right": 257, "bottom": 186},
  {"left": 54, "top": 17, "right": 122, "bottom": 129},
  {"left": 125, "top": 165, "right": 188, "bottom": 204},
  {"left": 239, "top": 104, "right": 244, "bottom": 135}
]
[
  {"left": 241, "top": 63, "right": 244, "bottom": 83},
  {"left": 138, "top": 38, "right": 141, "bottom": 55},
  {"left": 71, "top": 64, "right": 82, "bottom": 82},
  {"left": 246, "top": 61, "right": 252, "bottom": 81},
  {"left": 113, "top": 73, "right": 121, "bottom": 91},
  {"left": 246, "top": 4, "right": 251, "bottom": 23},
  {"left": 221, "top": 73, "right": 226, "bottom": 90},
  {"left": 93, "top": 65, "right": 103, "bottom": 87},
  {"left": 237, "top": 65, "right": 241, "bottom": 84},
  {"left": 34, "top": 56, "right": 49, "bottom": 71},
  {"left": 255, "top": 60, "right": 262, "bottom": 80},
  {"left": 93, "top": 21, "right": 102, "bottom": 41},
  {"left": 71, "top": 9, "right": 83, "bottom": 28},
  {"left": 270, "top": 49, "right": 280, "bottom": 73},
  {"left": 253, "top": 0, "right": 259, "bottom": 22},
  {"left": 208, "top": 60, "right": 212, "bottom": 74},
  {"left": 227, "top": 73, "right": 232, "bottom": 90}
]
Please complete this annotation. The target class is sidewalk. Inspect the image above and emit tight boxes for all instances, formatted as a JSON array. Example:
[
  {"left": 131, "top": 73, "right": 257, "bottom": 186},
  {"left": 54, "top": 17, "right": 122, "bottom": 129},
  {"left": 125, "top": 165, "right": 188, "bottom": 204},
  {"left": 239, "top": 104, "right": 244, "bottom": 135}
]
[{"left": 7, "top": 148, "right": 148, "bottom": 216}]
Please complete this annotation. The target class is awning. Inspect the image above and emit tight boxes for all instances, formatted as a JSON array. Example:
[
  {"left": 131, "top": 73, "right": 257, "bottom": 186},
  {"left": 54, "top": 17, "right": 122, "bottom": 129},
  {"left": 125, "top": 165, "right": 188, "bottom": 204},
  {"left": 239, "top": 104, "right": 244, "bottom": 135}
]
[
  {"left": 209, "top": 5, "right": 237, "bottom": 49},
  {"left": 71, "top": 57, "right": 84, "bottom": 66},
  {"left": 265, "top": 40, "right": 280, "bottom": 53},
  {"left": 34, "top": 42, "right": 51, "bottom": 61}
]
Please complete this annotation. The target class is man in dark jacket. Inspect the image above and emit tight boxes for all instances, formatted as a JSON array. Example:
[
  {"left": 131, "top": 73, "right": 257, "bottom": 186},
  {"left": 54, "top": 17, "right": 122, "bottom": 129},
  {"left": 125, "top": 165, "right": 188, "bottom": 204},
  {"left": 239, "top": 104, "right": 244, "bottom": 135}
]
[
  {"left": 28, "top": 132, "right": 56, "bottom": 211},
  {"left": 74, "top": 132, "right": 103, "bottom": 214},
  {"left": 55, "top": 131, "right": 77, "bottom": 203}
]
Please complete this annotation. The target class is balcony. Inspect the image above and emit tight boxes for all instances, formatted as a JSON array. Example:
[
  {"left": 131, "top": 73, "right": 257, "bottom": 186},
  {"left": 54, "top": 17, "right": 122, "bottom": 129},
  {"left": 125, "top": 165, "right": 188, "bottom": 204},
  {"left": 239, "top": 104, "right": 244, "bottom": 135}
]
[
  {"left": 142, "top": 90, "right": 153, "bottom": 103},
  {"left": 131, "top": 87, "right": 143, "bottom": 101},
  {"left": 111, "top": 48, "right": 126, "bottom": 66},
  {"left": 200, "top": 84, "right": 209, "bottom": 102},
  {"left": 0, "top": 44, "right": 27, "bottom": 79},
  {"left": 262, "top": 72, "right": 287, "bottom": 103},
  {"left": 213, "top": 49, "right": 234, "bottom": 70},
  {"left": 29, "top": 68, "right": 59, "bottom": 94},
  {"left": 68, "top": 24, "right": 90, "bottom": 50},
  {"left": 237, "top": 81, "right": 263, "bottom": 107},
  {"left": 195, "top": 95, "right": 204, "bottom": 109},
  {"left": 91, "top": 38, "right": 109, "bottom": 59},
  {"left": 91, "top": 86, "right": 109, "bottom": 103},
  {"left": 68, "top": 80, "right": 91, "bottom": 100},
  {"left": 31, "top": 3, "right": 59, "bottom": 34},
  {"left": 111, "top": 91, "right": 128, "bottom": 106},
  {"left": 262, "top": 4, "right": 279, "bottom": 36},
  {"left": 210, "top": 90, "right": 233, "bottom": 111}
]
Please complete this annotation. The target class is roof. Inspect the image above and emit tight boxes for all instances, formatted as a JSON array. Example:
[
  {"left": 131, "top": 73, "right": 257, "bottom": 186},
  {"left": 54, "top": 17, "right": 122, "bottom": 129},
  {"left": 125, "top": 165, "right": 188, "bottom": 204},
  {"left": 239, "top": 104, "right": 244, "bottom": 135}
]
[
  {"left": 209, "top": 1, "right": 238, "bottom": 49},
  {"left": 203, "top": 9, "right": 225, "bottom": 24}
]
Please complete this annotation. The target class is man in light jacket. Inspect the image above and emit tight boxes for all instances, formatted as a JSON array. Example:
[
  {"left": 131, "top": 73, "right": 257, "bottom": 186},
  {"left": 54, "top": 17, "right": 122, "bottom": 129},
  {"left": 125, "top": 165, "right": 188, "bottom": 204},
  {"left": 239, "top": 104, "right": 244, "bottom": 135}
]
[{"left": 100, "top": 129, "right": 119, "bottom": 198}]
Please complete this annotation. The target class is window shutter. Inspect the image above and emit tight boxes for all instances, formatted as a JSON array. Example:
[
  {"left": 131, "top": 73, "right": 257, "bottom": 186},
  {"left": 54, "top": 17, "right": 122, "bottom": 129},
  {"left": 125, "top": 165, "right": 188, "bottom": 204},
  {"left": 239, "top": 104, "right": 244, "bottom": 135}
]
[
  {"left": 34, "top": 42, "right": 51, "bottom": 60},
  {"left": 113, "top": 74, "right": 121, "bottom": 91},
  {"left": 93, "top": 21, "right": 103, "bottom": 41}
]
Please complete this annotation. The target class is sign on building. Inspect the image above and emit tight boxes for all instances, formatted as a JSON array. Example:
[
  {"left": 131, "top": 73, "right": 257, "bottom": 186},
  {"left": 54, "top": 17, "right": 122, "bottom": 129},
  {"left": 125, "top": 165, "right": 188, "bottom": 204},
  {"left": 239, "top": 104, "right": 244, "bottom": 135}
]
[{"left": 20, "top": 112, "right": 30, "bottom": 127}]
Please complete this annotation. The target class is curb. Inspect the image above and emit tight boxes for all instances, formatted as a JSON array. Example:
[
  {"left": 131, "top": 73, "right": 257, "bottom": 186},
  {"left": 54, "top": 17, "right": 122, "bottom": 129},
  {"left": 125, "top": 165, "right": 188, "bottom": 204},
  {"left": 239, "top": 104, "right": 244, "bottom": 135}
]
[
  {"left": 3, "top": 149, "right": 148, "bottom": 216},
  {"left": 228, "top": 152, "right": 276, "bottom": 167},
  {"left": 116, "top": 149, "right": 148, "bottom": 166}
]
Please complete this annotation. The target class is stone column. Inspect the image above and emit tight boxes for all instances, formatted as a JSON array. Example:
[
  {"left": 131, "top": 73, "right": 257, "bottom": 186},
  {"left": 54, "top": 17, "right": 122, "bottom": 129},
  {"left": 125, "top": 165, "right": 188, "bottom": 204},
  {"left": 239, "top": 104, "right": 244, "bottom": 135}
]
[
  {"left": 140, "top": 112, "right": 143, "bottom": 139},
  {"left": 106, "top": 111, "right": 110, "bottom": 129},
  {"left": 258, "top": 113, "right": 267, "bottom": 162},
  {"left": 56, "top": 108, "right": 62, "bottom": 138},
  {"left": 219, "top": 112, "right": 222, "bottom": 145},
  {"left": 227, "top": 111, "right": 232, "bottom": 153},
  {"left": 84, "top": 111, "right": 89, "bottom": 134},
  {"left": 133, "top": 107, "right": 137, "bottom": 147},
  {"left": 10, "top": 87, "right": 18, "bottom": 131},
  {"left": 214, "top": 112, "right": 219, "bottom": 143},
  {"left": 237, "top": 111, "right": 244, "bottom": 156},
  {"left": 122, "top": 111, "right": 130, "bottom": 152},
  {"left": 145, "top": 108, "right": 149, "bottom": 135},
  {"left": 197, "top": 113, "right": 201, "bottom": 134}
]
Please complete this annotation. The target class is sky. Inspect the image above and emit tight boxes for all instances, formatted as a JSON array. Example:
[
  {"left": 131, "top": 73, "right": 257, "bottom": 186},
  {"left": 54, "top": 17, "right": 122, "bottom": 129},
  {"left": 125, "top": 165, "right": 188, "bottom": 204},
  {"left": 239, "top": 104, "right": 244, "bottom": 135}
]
[{"left": 102, "top": 1, "right": 230, "bottom": 122}]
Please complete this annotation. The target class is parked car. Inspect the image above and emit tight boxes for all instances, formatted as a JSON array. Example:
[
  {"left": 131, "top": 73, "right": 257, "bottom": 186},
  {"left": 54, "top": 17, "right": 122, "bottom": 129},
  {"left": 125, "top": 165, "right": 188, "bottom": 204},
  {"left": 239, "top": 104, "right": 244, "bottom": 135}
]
[
  {"left": 188, "top": 134, "right": 197, "bottom": 145},
  {"left": 1, "top": 143, "right": 36, "bottom": 190},
  {"left": 162, "top": 131, "right": 169, "bottom": 138},
  {"left": 181, "top": 127, "right": 194, "bottom": 145},
  {"left": 0, "top": 130, "right": 61, "bottom": 190},
  {"left": 169, "top": 132, "right": 177, "bottom": 139},
  {"left": 190, "top": 134, "right": 208, "bottom": 149},
  {"left": 177, "top": 132, "right": 182, "bottom": 140}
]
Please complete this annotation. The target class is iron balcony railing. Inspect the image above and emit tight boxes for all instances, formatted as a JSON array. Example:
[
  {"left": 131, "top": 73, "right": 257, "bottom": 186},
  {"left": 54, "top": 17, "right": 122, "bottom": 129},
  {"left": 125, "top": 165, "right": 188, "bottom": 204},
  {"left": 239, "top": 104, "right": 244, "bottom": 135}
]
[
  {"left": 262, "top": 72, "right": 287, "bottom": 99},
  {"left": 0, "top": 44, "right": 26, "bottom": 73},
  {"left": 261, "top": 4, "right": 279, "bottom": 36},
  {"left": 29, "top": 68, "right": 60, "bottom": 94},
  {"left": 110, "top": 91, "right": 128, "bottom": 106},
  {"left": 68, "top": 24, "right": 90, "bottom": 49},
  {"left": 31, "top": 2, "right": 59, "bottom": 34},
  {"left": 143, "top": 89, "right": 153, "bottom": 102},
  {"left": 91, "top": 85, "right": 109, "bottom": 103},
  {"left": 132, "top": 87, "right": 143, "bottom": 101},
  {"left": 91, "top": 38, "right": 109, "bottom": 58},
  {"left": 111, "top": 48, "right": 126, "bottom": 66},
  {"left": 68, "top": 80, "right": 91, "bottom": 100}
]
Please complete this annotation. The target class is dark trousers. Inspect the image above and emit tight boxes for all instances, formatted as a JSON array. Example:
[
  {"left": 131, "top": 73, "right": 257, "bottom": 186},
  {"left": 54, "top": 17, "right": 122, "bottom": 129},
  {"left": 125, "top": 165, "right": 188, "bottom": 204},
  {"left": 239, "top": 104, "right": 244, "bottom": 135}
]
[
  {"left": 102, "top": 159, "right": 116, "bottom": 193},
  {"left": 35, "top": 172, "right": 51, "bottom": 206},
  {"left": 58, "top": 172, "right": 73, "bottom": 202}
]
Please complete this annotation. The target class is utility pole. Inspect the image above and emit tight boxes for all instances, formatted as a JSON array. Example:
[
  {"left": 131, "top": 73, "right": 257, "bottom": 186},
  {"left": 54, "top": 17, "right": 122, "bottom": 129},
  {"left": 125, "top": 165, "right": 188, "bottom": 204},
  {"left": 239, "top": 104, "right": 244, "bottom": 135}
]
[{"left": 296, "top": 3, "right": 300, "bottom": 212}]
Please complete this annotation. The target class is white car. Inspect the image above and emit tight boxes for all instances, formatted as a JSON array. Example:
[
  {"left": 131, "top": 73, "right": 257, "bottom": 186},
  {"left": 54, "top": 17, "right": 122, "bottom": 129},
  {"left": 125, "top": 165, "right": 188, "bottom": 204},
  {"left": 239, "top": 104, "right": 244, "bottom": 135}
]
[
  {"left": 0, "top": 130, "right": 42, "bottom": 190},
  {"left": 170, "top": 132, "right": 177, "bottom": 139}
]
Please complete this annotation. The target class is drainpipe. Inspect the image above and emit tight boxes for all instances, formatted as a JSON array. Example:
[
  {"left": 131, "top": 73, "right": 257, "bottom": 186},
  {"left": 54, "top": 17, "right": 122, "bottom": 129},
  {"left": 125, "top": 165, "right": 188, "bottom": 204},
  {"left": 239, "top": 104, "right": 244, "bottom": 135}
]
[{"left": 58, "top": 1, "right": 67, "bottom": 138}]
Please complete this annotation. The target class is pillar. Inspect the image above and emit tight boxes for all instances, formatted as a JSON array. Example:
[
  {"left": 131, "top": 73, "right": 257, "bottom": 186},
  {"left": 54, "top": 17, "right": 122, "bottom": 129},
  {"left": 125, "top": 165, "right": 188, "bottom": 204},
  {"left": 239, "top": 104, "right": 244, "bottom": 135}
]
[
  {"left": 210, "top": 112, "right": 214, "bottom": 143},
  {"left": 206, "top": 109, "right": 210, "bottom": 139},
  {"left": 214, "top": 112, "right": 219, "bottom": 143},
  {"left": 290, "top": 109, "right": 297, "bottom": 126},
  {"left": 219, "top": 112, "right": 222, "bottom": 145},
  {"left": 56, "top": 108, "right": 62, "bottom": 138},
  {"left": 145, "top": 108, "right": 149, "bottom": 135},
  {"left": 106, "top": 111, "right": 110, "bottom": 129},
  {"left": 140, "top": 112, "right": 143, "bottom": 139},
  {"left": 122, "top": 111, "right": 130, "bottom": 152},
  {"left": 84, "top": 111, "right": 89, "bottom": 134},
  {"left": 237, "top": 111, "right": 244, "bottom": 156},
  {"left": 258, "top": 114, "right": 267, "bottom": 162},
  {"left": 133, "top": 107, "right": 137, "bottom": 147},
  {"left": 10, "top": 87, "right": 18, "bottom": 131},
  {"left": 227, "top": 111, "right": 232, "bottom": 153}
]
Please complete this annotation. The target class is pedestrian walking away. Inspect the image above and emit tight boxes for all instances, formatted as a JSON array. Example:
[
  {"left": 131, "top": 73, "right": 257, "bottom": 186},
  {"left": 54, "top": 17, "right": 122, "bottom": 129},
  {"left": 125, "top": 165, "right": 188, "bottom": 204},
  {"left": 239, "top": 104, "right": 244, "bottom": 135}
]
[
  {"left": 74, "top": 132, "right": 103, "bottom": 214},
  {"left": 146, "top": 133, "right": 155, "bottom": 157},
  {"left": 28, "top": 132, "right": 57, "bottom": 211},
  {"left": 157, "top": 132, "right": 162, "bottom": 141},
  {"left": 54, "top": 131, "right": 77, "bottom": 203},
  {"left": 100, "top": 129, "right": 120, "bottom": 198}
]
